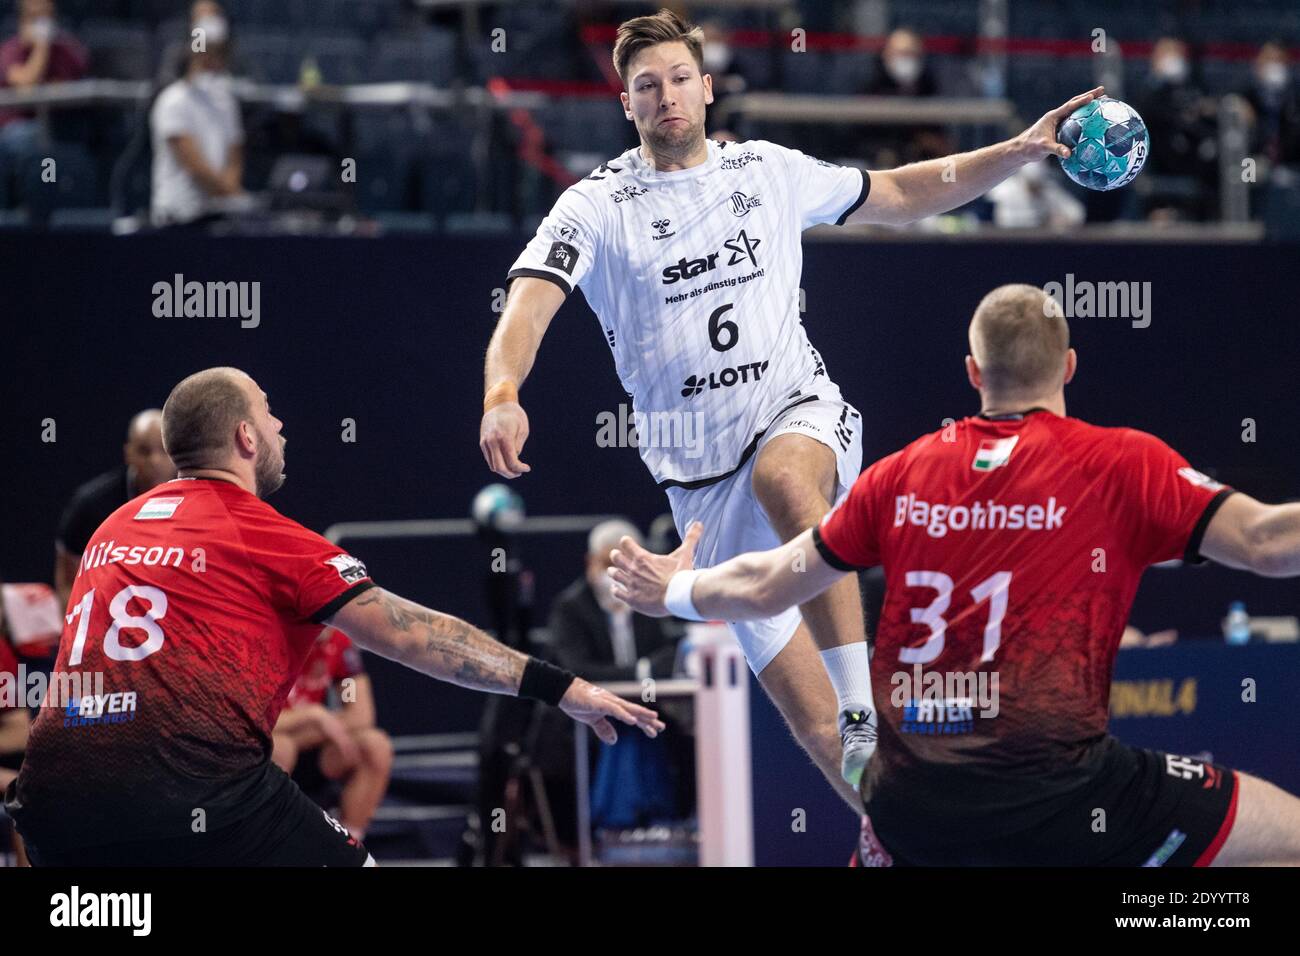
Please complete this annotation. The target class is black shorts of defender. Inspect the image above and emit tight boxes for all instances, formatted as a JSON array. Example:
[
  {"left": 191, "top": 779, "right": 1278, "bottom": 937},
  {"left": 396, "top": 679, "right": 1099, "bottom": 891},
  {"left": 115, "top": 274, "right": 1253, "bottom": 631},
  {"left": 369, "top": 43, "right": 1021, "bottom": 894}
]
[
  {"left": 15, "top": 763, "right": 371, "bottom": 867},
  {"left": 860, "top": 737, "right": 1239, "bottom": 867}
]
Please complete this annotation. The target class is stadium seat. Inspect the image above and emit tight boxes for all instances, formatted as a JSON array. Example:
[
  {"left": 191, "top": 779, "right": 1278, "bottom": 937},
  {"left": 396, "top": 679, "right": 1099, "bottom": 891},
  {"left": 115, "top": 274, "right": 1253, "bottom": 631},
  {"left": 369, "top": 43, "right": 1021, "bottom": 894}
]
[
  {"left": 234, "top": 30, "right": 299, "bottom": 84},
  {"left": 80, "top": 20, "right": 154, "bottom": 80},
  {"left": 368, "top": 30, "right": 459, "bottom": 86},
  {"left": 353, "top": 148, "right": 414, "bottom": 214},
  {"left": 48, "top": 207, "right": 115, "bottom": 231},
  {"left": 14, "top": 145, "right": 104, "bottom": 219}
]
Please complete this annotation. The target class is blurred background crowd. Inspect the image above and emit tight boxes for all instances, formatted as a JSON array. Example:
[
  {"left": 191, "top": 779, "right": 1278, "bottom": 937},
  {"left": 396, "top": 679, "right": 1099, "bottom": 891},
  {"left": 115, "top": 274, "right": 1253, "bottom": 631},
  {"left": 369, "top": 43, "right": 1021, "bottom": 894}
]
[{"left": 0, "top": 0, "right": 1297, "bottom": 235}]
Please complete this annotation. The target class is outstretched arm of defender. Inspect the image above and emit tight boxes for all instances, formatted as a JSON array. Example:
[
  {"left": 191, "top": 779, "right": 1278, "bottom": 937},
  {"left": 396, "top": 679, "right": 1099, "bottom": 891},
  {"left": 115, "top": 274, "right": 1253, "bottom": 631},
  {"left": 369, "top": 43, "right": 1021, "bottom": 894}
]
[
  {"left": 327, "top": 587, "right": 665, "bottom": 744},
  {"left": 1199, "top": 493, "right": 1300, "bottom": 578},
  {"left": 610, "top": 523, "right": 847, "bottom": 621},
  {"left": 480, "top": 276, "right": 567, "bottom": 478},
  {"left": 848, "top": 87, "right": 1105, "bottom": 226}
]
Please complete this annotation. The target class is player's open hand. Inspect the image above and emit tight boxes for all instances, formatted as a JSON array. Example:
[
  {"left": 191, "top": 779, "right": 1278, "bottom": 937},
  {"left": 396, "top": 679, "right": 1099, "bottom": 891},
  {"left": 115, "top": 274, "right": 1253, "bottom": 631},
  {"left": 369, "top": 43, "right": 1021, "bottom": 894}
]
[
  {"left": 608, "top": 521, "right": 703, "bottom": 617},
  {"left": 1014, "top": 86, "right": 1104, "bottom": 162},
  {"left": 479, "top": 401, "right": 531, "bottom": 478},
  {"left": 559, "top": 677, "right": 666, "bottom": 744}
]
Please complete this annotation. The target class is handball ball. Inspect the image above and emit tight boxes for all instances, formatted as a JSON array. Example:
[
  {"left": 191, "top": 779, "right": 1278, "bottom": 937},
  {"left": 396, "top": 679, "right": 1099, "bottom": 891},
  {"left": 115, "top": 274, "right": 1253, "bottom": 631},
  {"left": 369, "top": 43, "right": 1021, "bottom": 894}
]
[
  {"left": 1056, "top": 96, "right": 1150, "bottom": 191},
  {"left": 472, "top": 483, "right": 525, "bottom": 531}
]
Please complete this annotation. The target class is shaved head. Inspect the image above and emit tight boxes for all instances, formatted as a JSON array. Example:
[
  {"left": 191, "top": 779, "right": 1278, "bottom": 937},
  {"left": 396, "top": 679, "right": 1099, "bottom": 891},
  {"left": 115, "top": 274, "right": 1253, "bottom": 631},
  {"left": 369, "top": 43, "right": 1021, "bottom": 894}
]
[
  {"left": 161, "top": 367, "right": 255, "bottom": 471},
  {"left": 124, "top": 407, "right": 175, "bottom": 492},
  {"left": 968, "top": 284, "right": 1070, "bottom": 398}
]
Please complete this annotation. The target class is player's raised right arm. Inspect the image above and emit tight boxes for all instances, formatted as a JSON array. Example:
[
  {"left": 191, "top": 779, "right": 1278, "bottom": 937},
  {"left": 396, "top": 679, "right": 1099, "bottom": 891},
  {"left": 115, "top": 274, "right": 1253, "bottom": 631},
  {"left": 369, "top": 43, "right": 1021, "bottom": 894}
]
[
  {"left": 480, "top": 277, "right": 567, "bottom": 479},
  {"left": 1199, "top": 492, "right": 1300, "bottom": 578}
]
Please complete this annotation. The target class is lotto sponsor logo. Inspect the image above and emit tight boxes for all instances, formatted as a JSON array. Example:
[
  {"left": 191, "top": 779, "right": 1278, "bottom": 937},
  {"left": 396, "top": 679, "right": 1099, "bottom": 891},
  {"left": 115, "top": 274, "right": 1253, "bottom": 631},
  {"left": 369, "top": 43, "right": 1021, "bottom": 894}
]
[
  {"left": 63, "top": 691, "right": 138, "bottom": 727},
  {"left": 680, "top": 360, "right": 769, "bottom": 398},
  {"left": 893, "top": 493, "right": 1067, "bottom": 537}
]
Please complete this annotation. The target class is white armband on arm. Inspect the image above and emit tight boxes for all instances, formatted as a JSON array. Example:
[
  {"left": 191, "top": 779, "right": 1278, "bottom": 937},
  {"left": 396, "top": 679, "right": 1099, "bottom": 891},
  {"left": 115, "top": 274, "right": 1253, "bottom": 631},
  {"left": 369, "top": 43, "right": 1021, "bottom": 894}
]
[{"left": 664, "top": 569, "right": 706, "bottom": 621}]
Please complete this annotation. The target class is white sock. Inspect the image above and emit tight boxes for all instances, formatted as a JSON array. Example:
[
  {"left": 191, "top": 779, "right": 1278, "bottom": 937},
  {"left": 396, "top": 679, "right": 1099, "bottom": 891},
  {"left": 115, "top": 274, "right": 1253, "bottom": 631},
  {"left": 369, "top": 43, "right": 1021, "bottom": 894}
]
[{"left": 820, "top": 642, "right": 873, "bottom": 714}]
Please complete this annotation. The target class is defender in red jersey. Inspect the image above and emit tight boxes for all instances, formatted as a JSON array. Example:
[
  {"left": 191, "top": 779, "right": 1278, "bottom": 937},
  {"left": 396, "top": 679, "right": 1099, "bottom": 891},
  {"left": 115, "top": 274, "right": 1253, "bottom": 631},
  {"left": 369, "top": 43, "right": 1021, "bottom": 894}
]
[
  {"left": 5, "top": 368, "right": 663, "bottom": 866},
  {"left": 609, "top": 284, "right": 1300, "bottom": 866}
]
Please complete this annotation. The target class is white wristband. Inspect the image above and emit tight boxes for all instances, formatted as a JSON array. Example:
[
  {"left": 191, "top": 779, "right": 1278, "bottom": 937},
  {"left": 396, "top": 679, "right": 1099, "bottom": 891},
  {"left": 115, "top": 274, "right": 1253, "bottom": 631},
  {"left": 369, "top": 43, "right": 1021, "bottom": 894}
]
[{"left": 664, "top": 569, "right": 705, "bottom": 621}]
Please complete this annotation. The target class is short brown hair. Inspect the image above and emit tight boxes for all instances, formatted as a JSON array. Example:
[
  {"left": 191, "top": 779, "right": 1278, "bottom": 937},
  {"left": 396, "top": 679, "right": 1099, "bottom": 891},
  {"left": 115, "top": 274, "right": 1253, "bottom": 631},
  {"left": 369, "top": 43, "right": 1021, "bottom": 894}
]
[
  {"left": 161, "top": 367, "right": 253, "bottom": 471},
  {"left": 613, "top": 8, "right": 704, "bottom": 86},
  {"left": 968, "top": 284, "right": 1070, "bottom": 395}
]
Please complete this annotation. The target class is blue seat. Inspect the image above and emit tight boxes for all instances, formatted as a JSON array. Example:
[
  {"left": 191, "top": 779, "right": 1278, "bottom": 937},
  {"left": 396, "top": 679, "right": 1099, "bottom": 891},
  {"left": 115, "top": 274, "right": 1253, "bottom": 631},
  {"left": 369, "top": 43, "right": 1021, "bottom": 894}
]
[
  {"left": 16, "top": 145, "right": 104, "bottom": 216},
  {"left": 49, "top": 207, "right": 115, "bottom": 231},
  {"left": 353, "top": 147, "right": 413, "bottom": 213},
  {"left": 368, "top": 30, "right": 458, "bottom": 85},
  {"left": 81, "top": 21, "right": 154, "bottom": 80},
  {"left": 234, "top": 31, "right": 299, "bottom": 84}
]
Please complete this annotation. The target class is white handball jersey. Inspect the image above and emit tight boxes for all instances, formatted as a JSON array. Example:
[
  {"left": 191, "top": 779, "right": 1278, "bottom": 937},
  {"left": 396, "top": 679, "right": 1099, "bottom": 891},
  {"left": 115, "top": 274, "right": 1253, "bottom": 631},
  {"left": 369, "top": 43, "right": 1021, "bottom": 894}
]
[{"left": 507, "top": 138, "right": 869, "bottom": 488}]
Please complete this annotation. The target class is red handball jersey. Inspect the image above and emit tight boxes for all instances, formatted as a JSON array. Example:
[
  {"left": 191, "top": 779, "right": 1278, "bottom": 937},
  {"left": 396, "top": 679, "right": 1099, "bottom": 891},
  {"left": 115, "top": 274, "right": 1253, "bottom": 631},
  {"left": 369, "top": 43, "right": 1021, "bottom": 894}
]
[
  {"left": 286, "top": 628, "right": 363, "bottom": 709},
  {"left": 11, "top": 477, "right": 374, "bottom": 846},
  {"left": 814, "top": 411, "right": 1233, "bottom": 825}
]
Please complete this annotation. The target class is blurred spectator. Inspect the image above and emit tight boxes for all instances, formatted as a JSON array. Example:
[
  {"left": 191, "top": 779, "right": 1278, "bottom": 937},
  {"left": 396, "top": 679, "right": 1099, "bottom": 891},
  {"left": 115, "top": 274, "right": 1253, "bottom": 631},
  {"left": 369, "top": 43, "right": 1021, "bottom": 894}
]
[
  {"left": 548, "top": 520, "right": 684, "bottom": 681},
  {"left": 0, "top": 0, "right": 87, "bottom": 163},
  {"left": 988, "top": 159, "right": 1085, "bottom": 228},
  {"left": 150, "top": 3, "right": 246, "bottom": 227},
  {"left": 1134, "top": 38, "right": 1219, "bottom": 221},
  {"left": 1, "top": 603, "right": 31, "bottom": 865},
  {"left": 854, "top": 28, "right": 951, "bottom": 167},
  {"left": 1242, "top": 41, "right": 1300, "bottom": 167},
  {"left": 271, "top": 628, "right": 392, "bottom": 843},
  {"left": 1120, "top": 625, "right": 1179, "bottom": 649},
  {"left": 157, "top": 1, "right": 248, "bottom": 87},
  {"left": 700, "top": 19, "right": 747, "bottom": 141},
  {"left": 54, "top": 409, "right": 175, "bottom": 609}
]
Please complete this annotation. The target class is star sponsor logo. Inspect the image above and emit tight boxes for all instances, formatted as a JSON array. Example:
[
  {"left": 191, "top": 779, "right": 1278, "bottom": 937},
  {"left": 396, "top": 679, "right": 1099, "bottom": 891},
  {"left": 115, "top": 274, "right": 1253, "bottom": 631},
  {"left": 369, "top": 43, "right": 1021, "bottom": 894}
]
[
  {"left": 728, "top": 191, "right": 761, "bottom": 216},
  {"left": 650, "top": 217, "right": 676, "bottom": 240},
  {"left": 662, "top": 229, "right": 761, "bottom": 284}
]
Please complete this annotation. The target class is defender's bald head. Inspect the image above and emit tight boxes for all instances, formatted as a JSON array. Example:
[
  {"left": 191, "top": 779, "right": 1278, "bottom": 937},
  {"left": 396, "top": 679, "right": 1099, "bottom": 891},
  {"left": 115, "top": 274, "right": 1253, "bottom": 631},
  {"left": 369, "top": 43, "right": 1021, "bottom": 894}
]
[
  {"left": 161, "top": 367, "right": 256, "bottom": 471},
  {"left": 968, "top": 284, "right": 1070, "bottom": 399}
]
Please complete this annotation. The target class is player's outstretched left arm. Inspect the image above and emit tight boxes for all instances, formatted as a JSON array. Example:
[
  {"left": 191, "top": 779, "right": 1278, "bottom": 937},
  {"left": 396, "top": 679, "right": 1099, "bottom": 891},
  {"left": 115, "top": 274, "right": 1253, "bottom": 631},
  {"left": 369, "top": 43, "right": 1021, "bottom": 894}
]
[
  {"left": 609, "top": 523, "right": 846, "bottom": 622},
  {"left": 847, "top": 86, "right": 1104, "bottom": 226},
  {"left": 327, "top": 588, "right": 665, "bottom": 744}
]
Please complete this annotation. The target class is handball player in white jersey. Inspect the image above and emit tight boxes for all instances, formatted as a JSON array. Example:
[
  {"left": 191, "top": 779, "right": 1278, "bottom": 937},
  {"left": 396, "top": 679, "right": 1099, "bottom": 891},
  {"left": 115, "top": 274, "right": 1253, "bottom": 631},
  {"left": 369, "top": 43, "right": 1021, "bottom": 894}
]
[{"left": 481, "top": 8, "right": 1103, "bottom": 804}]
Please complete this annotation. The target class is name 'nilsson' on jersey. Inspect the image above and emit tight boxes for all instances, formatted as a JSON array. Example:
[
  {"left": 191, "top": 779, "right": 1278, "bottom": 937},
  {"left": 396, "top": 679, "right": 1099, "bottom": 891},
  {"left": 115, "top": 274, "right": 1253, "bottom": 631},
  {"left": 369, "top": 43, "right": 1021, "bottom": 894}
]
[{"left": 507, "top": 138, "right": 869, "bottom": 487}]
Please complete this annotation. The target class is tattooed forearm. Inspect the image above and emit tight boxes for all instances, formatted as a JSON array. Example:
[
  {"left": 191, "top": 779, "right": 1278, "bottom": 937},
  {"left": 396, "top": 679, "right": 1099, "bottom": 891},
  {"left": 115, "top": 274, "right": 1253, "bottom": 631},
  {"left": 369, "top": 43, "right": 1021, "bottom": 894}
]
[{"left": 345, "top": 589, "right": 527, "bottom": 695}]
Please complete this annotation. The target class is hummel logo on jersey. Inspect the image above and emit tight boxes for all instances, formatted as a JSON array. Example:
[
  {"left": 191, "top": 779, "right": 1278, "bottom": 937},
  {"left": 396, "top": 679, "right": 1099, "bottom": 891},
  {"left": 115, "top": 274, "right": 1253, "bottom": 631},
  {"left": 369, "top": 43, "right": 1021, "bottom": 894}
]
[
  {"left": 681, "top": 360, "right": 769, "bottom": 398},
  {"left": 663, "top": 230, "right": 762, "bottom": 284},
  {"left": 650, "top": 218, "right": 676, "bottom": 241},
  {"left": 972, "top": 435, "right": 1019, "bottom": 471},
  {"left": 611, "top": 184, "right": 649, "bottom": 203},
  {"left": 728, "top": 191, "right": 761, "bottom": 216},
  {"left": 723, "top": 229, "right": 761, "bottom": 266},
  {"left": 544, "top": 240, "right": 578, "bottom": 275},
  {"left": 134, "top": 496, "right": 183, "bottom": 520},
  {"left": 326, "top": 554, "right": 368, "bottom": 585}
]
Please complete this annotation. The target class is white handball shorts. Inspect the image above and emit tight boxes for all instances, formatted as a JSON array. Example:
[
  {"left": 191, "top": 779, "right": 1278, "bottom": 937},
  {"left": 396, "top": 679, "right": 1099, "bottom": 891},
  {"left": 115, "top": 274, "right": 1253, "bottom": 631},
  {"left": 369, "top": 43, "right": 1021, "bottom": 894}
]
[{"left": 665, "top": 395, "right": 864, "bottom": 675}]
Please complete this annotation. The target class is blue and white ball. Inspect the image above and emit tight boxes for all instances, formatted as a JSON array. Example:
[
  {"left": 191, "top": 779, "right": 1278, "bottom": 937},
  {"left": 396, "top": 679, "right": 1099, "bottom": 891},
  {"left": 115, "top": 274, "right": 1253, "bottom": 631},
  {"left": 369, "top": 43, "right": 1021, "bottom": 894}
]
[
  {"left": 1056, "top": 96, "right": 1150, "bottom": 191},
  {"left": 472, "top": 483, "right": 525, "bottom": 531}
]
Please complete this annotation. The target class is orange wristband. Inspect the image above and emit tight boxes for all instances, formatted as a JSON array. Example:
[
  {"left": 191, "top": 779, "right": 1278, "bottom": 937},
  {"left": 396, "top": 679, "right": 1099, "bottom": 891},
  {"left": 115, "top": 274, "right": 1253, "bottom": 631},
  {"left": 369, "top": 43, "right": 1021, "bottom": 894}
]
[{"left": 483, "top": 381, "right": 519, "bottom": 413}]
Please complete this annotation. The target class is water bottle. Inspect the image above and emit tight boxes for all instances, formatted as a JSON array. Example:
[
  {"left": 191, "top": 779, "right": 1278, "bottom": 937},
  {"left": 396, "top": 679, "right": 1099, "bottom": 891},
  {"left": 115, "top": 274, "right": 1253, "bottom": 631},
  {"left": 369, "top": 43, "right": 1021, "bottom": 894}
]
[{"left": 1225, "top": 601, "right": 1251, "bottom": 645}]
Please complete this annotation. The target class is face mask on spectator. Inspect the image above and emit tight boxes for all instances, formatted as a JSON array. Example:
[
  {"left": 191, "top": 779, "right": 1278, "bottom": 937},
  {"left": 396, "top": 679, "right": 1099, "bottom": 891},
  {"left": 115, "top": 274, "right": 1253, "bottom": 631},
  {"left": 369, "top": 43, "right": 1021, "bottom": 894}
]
[
  {"left": 887, "top": 54, "right": 922, "bottom": 85},
  {"left": 26, "top": 17, "right": 55, "bottom": 43},
  {"left": 703, "top": 41, "right": 732, "bottom": 75},
  {"left": 1154, "top": 56, "right": 1187, "bottom": 83},
  {"left": 193, "top": 14, "right": 229, "bottom": 46},
  {"left": 1258, "top": 62, "right": 1288, "bottom": 92}
]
